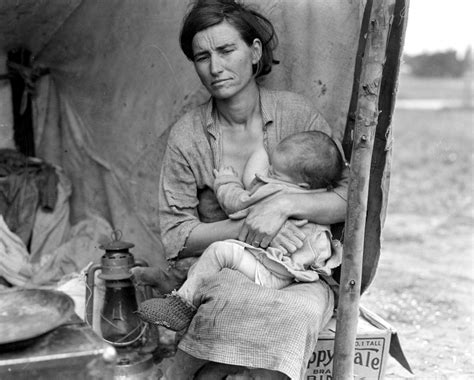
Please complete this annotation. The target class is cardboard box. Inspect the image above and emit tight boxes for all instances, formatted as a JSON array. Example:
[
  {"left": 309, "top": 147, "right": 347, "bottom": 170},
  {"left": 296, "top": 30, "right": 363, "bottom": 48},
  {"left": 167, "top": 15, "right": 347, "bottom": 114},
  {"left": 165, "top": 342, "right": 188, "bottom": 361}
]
[{"left": 305, "top": 306, "right": 393, "bottom": 380}]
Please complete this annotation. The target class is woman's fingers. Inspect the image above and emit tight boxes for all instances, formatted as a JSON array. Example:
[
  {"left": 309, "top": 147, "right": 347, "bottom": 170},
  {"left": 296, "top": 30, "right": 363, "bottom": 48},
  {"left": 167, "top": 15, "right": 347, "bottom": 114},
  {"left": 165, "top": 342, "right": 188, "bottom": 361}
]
[
  {"left": 240, "top": 216, "right": 307, "bottom": 253},
  {"left": 238, "top": 221, "right": 272, "bottom": 248},
  {"left": 259, "top": 235, "right": 272, "bottom": 249},
  {"left": 238, "top": 197, "right": 298, "bottom": 248},
  {"left": 284, "top": 220, "right": 307, "bottom": 242},
  {"left": 272, "top": 239, "right": 297, "bottom": 254},
  {"left": 291, "top": 218, "right": 308, "bottom": 228},
  {"left": 247, "top": 231, "right": 259, "bottom": 246},
  {"left": 238, "top": 224, "right": 250, "bottom": 243},
  {"left": 269, "top": 220, "right": 307, "bottom": 253},
  {"left": 130, "top": 267, "right": 144, "bottom": 285},
  {"left": 271, "top": 235, "right": 298, "bottom": 253},
  {"left": 244, "top": 217, "right": 283, "bottom": 247},
  {"left": 238, "top": 224, "right": 261, "bottom": 246}
]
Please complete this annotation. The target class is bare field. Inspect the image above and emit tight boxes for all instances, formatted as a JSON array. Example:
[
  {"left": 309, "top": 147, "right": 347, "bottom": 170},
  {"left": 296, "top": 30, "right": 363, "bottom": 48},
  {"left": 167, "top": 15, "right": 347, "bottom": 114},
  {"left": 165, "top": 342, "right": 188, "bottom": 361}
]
[{"left": 362, "top": 75, "right": 474, "bottom": 379}]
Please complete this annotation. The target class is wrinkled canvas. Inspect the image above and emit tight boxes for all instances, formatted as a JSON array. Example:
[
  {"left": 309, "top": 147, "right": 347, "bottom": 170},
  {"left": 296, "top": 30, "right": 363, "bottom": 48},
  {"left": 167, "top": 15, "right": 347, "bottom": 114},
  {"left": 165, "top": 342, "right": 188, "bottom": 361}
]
[{"left": 2, "top": 1, "right": 388, "bottom": 280}]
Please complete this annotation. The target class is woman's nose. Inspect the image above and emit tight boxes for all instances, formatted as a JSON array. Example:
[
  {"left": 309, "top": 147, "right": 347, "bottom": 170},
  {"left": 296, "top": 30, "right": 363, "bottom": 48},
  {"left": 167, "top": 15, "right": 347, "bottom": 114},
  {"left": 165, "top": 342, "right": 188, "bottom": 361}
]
[{"left": 210, "top": 54, "right": 224, "bottom": 75}]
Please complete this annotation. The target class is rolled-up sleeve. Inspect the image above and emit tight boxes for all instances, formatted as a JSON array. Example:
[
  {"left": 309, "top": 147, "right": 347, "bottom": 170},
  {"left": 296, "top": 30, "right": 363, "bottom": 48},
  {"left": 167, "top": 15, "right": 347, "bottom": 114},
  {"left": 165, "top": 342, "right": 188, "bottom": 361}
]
[{"left": 159, "top": 141, "right": 201, "bottom": 260}]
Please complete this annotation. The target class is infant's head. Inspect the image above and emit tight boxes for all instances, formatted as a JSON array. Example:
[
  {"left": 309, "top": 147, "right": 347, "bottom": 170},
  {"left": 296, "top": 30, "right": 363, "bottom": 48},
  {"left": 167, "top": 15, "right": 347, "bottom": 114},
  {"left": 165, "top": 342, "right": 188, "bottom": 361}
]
[{"left": 269, "top": 131, "right": 344, "bottom": 190}]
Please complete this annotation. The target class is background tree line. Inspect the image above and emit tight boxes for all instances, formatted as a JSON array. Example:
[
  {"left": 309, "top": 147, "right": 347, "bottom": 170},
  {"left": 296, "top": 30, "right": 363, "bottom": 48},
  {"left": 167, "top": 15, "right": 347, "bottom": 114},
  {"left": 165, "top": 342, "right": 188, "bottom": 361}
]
[{"left": 404, "top": 47, "right": 472, "bottom": 77}]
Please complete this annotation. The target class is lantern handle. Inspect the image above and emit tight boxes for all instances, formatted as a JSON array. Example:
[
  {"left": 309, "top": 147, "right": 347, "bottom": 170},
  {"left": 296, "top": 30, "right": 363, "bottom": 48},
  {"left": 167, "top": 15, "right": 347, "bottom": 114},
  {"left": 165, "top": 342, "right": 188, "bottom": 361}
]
[{"left": 111, "top": 229, "right": 123, "bottom": 241}]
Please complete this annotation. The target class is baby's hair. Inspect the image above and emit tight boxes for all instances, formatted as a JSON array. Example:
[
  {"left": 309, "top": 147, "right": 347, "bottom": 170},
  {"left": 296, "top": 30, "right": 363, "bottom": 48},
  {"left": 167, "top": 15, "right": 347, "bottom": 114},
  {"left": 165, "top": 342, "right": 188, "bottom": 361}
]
[{"left": 274, "top": 131, "right": 343, "bottom": 190}]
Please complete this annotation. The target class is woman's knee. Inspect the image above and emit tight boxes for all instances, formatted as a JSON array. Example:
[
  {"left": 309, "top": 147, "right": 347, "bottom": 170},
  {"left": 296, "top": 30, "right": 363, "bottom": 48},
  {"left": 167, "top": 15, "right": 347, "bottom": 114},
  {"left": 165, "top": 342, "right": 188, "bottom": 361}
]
[{"left": 162, "top": 349, "right": 207, "bottom": 380}]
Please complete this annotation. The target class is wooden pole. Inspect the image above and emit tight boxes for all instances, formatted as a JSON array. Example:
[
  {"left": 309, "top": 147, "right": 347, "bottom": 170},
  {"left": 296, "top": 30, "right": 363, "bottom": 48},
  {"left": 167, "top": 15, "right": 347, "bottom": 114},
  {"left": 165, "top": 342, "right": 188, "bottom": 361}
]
[
  {"left": 332, "top": 1, "right": 395, "bottom": 378},
  {"left": 362, "top": 0, "right": 410, "bottom": 294}
]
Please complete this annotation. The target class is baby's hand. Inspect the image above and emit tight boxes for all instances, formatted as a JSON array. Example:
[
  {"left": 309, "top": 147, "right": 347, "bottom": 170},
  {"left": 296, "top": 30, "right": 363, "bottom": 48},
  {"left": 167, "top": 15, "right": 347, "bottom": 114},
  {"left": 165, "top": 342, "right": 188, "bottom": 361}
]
[{"left": 214, "top": 166, "right": 239, "bottom": 178}]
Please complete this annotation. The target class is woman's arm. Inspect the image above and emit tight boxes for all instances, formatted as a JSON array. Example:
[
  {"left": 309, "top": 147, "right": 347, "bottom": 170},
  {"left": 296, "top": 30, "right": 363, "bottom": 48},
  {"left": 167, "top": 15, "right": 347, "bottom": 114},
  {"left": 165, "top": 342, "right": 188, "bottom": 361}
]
[
  {"left": 283, "top": 190, "right": 347, "bottom": 224},
  {"left": 239, "top": 189, "right": 347, "bottom": 249},
  {"left": 239, "top": 149, "right": 349, "bottom": 250},
  {"left": 179, "top": 218, "right": 245, "bottom": 258}
]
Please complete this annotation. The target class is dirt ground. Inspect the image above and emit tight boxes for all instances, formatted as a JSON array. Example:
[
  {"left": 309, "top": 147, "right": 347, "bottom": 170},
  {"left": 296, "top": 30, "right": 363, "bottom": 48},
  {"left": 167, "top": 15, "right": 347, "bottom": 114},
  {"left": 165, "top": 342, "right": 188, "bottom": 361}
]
[{"left": 361, "top": 101, "right": 473, "bottom": 379}]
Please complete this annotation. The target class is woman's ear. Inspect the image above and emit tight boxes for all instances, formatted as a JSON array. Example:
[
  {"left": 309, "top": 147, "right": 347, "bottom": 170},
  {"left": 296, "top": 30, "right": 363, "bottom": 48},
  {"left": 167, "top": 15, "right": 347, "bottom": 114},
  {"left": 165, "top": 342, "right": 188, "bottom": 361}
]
[{"left": 251, "top": 38, "right": 263, "bottom": 64}]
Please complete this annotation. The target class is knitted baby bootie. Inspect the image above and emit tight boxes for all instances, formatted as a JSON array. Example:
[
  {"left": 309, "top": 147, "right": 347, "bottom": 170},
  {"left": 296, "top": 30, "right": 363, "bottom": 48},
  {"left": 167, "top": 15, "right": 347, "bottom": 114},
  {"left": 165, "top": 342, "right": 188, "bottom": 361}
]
[{"left": 136, "top": 293, "right": 197, "bottom": 331}]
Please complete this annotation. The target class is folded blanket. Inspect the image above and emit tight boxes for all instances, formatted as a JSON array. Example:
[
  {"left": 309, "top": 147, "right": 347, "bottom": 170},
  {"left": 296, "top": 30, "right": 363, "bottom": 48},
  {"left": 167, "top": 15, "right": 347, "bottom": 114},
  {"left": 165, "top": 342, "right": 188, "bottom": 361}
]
[{"left": 178, "top": 269, "right": 334, "bottom": 380}]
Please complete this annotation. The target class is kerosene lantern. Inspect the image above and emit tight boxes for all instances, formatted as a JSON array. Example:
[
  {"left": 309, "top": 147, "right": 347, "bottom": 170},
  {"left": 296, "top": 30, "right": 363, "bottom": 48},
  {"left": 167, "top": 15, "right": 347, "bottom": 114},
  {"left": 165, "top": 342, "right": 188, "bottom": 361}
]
[{"left": 85, "top": 231, "right": 158, "bottom": 378}]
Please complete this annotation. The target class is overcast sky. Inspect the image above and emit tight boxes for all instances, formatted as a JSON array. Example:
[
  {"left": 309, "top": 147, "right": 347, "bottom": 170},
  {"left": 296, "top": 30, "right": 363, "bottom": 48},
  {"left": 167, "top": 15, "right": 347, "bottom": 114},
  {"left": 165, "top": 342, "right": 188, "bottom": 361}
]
[{"left": 403, "top": 0, "right": 473, "bottom": 56}]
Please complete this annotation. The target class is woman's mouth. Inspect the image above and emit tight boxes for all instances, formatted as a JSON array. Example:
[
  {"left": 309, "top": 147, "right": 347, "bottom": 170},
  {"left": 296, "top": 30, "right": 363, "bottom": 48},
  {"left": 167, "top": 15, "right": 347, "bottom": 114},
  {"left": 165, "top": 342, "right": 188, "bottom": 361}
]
[{"left": 211, "top": 79, "right": 229, "bottom": 86}]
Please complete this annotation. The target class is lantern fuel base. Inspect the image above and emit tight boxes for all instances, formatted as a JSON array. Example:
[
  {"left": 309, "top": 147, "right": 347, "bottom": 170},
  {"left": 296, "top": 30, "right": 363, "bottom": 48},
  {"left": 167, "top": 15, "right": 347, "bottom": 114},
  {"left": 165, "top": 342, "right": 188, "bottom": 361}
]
[{"left": 85, "top": 231, "right": 158, "bottom": 378}]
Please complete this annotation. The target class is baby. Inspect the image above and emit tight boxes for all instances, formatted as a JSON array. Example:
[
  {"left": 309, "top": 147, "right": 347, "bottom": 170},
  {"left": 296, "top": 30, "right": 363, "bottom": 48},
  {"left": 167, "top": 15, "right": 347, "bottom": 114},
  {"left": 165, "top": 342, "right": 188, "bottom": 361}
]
[{"left": 137, "top": 131, "right": 345, "bottom": 331}]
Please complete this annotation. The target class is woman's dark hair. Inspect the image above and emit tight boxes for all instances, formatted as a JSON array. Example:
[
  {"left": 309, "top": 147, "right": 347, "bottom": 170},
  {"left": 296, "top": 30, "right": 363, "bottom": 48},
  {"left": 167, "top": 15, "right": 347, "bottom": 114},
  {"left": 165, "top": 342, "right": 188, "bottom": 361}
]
[{"left": 180, "top": 0, "right": 279, "bottom": 78}]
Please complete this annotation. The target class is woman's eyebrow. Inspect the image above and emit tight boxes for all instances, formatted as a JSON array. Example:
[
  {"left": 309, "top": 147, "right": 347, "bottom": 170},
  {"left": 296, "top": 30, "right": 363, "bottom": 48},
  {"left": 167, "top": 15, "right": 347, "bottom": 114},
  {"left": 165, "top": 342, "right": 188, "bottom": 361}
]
[
  {"left": 197, "top": 42, "right": 236, "bottom": 54},
  {"left": 216, "top": 43, "right": 236, "bottom": 51},
  {"left": 193, "top": 43, "right": 237, "bottom": 60}
]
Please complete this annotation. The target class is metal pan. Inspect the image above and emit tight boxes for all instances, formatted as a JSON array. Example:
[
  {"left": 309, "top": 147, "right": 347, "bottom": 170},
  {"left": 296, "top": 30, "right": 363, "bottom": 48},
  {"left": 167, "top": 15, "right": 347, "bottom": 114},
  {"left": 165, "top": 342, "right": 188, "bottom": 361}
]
[{"left": 0, "top": 288, "right": 75, "bottom": 347}]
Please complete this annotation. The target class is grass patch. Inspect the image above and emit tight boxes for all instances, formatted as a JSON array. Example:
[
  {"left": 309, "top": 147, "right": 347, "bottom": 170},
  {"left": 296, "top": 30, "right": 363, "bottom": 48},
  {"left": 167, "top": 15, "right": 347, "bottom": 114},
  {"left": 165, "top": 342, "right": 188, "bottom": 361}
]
[
  {"left": 397, "top": 74, "right": 473, "bottom": 100},
  {"left": 362, "top": 76, "right": 474, "bottom": 377},
  {"left": 388, "top": 108, "right": 473, "bottom": 218}
]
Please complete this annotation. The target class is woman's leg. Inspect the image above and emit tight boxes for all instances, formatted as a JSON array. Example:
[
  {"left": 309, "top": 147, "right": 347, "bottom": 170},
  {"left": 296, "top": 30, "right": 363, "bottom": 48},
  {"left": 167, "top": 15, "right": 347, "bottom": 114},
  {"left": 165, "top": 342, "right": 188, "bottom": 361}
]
[
  {"left": 165, "top": 355, "right": 290, "bottom": 380},
  {"left": 178, "top": 241, "right": 258, "bottom": 306},
  {"left": 161, "top": 349, "right": 208, "bottom": 380},
  {"left": 195, "top": 364, "right": 289, "bottom": 379},
  {"left": 131, "top": 257, "right": 197, "bottom": 294},
  {"left": 137, "top": 241, "right": 259, "bottom": 331},
  {"left": 178, "top": 271, "right": 334, "bottom": 379}
]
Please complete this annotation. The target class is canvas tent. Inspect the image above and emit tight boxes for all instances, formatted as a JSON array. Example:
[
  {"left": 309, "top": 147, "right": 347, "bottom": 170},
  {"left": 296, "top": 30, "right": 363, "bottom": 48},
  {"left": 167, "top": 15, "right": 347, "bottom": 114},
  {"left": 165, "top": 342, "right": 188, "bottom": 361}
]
[
  {"left": 1, "top": 0, "right": 364, "bottom": 275},
  {"left": 1, "top": 0, "right": 410, "bottom": 377}
]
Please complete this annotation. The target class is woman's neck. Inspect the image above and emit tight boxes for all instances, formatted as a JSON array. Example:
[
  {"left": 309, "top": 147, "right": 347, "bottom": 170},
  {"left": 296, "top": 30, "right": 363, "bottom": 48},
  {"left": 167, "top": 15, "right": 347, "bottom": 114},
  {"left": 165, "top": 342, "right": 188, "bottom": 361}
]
[{"left": 214, "top": 82, "right": 260, "bottom": 127}]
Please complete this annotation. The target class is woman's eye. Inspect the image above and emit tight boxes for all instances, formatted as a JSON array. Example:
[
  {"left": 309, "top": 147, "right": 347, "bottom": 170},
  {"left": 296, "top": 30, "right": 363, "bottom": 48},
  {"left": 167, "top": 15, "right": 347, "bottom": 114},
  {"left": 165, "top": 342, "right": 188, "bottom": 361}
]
[{"left": 194, "top": 55, "right": 209, "bottom": 62}]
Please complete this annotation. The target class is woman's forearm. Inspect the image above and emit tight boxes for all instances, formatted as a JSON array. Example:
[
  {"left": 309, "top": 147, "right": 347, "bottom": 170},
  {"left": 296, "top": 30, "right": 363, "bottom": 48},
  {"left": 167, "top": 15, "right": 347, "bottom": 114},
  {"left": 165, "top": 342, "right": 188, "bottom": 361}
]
[
  {"left": 279, "top": 191, "right": 347, "bottom": 225},
  {"left": 178, "top": 218, "right": 245, "bottom": 258}
]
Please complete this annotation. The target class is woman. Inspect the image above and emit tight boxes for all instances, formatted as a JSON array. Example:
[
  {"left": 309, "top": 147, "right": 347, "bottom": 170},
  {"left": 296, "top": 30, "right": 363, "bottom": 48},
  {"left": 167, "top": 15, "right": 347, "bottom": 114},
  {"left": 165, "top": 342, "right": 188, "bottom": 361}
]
[{"left": 151, "top": 1, "right": 348, "bottom": 379}]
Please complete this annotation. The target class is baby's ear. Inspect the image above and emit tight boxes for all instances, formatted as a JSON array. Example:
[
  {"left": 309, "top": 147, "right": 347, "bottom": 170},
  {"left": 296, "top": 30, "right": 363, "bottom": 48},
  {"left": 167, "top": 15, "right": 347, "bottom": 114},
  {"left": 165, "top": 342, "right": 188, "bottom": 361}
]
[{"left": 298, "top": 182, "right": 311, "bottom": 189}]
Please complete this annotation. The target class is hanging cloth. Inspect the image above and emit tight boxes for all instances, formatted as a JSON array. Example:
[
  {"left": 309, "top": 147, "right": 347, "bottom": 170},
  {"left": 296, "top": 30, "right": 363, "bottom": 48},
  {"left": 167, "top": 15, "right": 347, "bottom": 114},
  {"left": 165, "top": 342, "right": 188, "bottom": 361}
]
[{"left": 0, "top": 149, "right": 58, "bottom": 247}]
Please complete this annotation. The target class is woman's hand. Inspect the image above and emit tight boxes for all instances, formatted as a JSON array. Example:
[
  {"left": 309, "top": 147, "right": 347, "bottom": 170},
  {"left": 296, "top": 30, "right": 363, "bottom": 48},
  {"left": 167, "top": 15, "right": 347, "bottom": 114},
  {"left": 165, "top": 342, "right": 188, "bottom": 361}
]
[
  {"left": 238, "top": 197, "right": 287, "bottom": 248},
  {"left": 130, "top": 266, "right": 161, "bottom": 286},
  {"left": 238, "top": 195, "right": 306, "bottom": 252},
  {"left": 269, "top": 219, "right": 308, "bottom": 254}
]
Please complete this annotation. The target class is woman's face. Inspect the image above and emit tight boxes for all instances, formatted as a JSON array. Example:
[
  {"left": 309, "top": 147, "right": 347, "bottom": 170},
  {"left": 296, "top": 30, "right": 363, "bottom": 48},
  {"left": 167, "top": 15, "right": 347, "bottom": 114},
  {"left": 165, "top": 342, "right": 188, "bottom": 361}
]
[{"left": 192, "top": 21, "right": 262, "bottom": 100}]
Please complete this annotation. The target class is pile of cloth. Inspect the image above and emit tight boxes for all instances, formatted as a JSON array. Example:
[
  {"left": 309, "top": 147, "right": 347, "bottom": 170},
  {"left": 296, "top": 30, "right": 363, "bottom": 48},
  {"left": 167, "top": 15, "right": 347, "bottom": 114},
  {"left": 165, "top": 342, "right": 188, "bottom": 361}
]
[
  {"left": 0, "top": 149, "right": 113, "bottom": 292},
  {"left": 0, "top": 148, "right": 58, "bottom": 247}
]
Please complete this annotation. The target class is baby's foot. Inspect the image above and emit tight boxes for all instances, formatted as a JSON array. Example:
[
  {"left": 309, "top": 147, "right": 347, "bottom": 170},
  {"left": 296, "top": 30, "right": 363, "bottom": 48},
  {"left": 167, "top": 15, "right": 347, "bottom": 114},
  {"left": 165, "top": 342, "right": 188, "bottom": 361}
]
[{"left": 136, "top": 293, "right": 197, "bottom": 331}]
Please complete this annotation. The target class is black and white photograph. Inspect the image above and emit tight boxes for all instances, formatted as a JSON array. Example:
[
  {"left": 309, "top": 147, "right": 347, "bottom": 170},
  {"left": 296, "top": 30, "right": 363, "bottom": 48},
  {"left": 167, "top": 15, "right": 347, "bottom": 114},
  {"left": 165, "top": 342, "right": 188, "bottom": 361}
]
[{"left": 0, "top": 0, "right": 472, "bottom": 379}]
